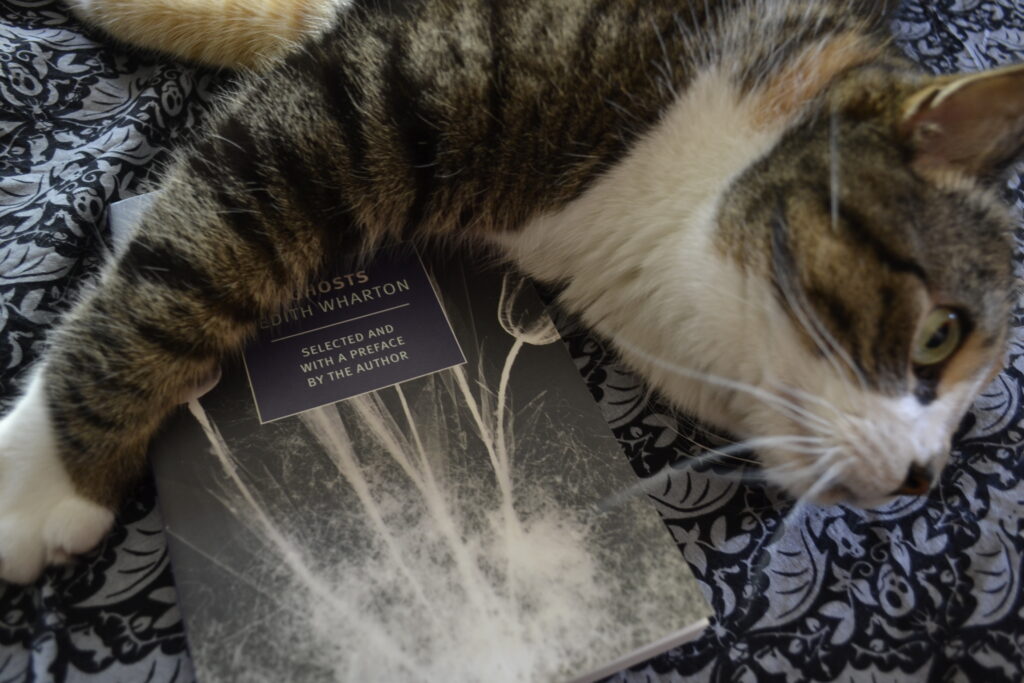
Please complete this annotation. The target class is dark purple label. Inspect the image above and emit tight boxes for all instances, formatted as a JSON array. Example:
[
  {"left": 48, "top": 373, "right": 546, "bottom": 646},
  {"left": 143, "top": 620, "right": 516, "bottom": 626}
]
[{"left": 243, "top": 245, "right": 465, "bottom": 422}]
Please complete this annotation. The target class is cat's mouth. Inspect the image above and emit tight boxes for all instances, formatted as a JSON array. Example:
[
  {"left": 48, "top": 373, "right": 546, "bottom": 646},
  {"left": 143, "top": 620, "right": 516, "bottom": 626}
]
[
  {"left": 730, "top": 374, "right": 974, "bottom": 508},
  {"left": 602, "top": 318, "right": 993, "bottom": 508},
  {"left": 756, "top": 446, "right": 938, "bottom": 508},
  {"left": 750, "top": 391, "right": 961, "bottom": 507}
]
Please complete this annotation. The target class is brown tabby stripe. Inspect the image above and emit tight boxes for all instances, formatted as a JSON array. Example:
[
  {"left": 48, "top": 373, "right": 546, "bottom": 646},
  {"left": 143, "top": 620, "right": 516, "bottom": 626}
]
[
  {"left": 310, "top": 59, "right": 372, "bottom": 185},
  {"left": 195, "top": 117, "right": 300, "bottom": 276},
  {"left": 831, "top": 199, "right": 928, "bottom": 282}
]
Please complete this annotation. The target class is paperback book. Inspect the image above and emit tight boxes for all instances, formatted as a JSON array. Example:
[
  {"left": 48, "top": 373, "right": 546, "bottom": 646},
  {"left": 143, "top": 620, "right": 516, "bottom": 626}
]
[{"left": 111, "top": 194, "right": 711, "bottom": 682}]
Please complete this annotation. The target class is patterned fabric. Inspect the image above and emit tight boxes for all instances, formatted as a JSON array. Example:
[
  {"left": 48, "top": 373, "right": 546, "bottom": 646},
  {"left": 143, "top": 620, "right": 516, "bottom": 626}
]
[{"left": 0, "top": 1, "right": 1021, "bottom": 681}]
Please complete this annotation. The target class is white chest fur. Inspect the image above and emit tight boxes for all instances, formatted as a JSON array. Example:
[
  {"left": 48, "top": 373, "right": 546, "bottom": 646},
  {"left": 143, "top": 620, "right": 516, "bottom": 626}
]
[{"left": 492, "top": 67, "right": 789, "bottom": 427}]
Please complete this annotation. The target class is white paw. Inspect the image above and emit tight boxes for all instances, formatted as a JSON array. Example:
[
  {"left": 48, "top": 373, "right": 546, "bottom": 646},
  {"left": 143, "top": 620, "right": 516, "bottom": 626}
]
[{"left": 0, "top": 371, "right": 114, "bottom": 584}]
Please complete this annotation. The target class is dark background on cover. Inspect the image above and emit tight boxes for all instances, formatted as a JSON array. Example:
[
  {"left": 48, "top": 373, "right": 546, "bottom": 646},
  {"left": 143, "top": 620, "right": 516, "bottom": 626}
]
[{"left": 1, "top": 1, "right": 1023, "bottom": 681}]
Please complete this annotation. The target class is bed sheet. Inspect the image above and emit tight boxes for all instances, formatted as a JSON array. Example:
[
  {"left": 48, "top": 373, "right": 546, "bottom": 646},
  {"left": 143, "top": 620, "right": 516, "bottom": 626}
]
[{"left": 1, "top": 1, "right": 1023, "bottom": 681}]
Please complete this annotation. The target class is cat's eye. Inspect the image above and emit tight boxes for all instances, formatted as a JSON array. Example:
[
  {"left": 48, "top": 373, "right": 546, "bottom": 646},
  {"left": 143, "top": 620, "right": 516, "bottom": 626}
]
[{"left": 912, "top": 308, "right": 963, "bottom": 367}]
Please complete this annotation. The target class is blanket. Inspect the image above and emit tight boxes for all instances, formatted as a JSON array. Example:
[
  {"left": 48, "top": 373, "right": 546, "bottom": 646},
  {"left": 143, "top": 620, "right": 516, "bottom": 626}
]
[{"left": 1, "top": 0, "right": 1023, "bottom": 680}]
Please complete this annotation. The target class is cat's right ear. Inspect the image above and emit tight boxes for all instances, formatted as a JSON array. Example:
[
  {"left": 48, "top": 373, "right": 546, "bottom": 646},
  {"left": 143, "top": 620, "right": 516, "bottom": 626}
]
[{"left": 901, "top": 63, "right": 1024, "bottom": 179}]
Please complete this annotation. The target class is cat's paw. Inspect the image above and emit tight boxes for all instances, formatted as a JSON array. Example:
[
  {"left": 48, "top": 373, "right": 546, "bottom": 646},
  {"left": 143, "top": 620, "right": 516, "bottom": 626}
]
[{"left": 0, "top": 372, "right": 114, "bottom": 584}]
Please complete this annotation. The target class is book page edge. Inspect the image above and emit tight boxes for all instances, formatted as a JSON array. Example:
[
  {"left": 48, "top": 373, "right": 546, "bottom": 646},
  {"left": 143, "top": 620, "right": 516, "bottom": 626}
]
[{"left": 567, "top": 618, "right": 710, "bottom": 683}]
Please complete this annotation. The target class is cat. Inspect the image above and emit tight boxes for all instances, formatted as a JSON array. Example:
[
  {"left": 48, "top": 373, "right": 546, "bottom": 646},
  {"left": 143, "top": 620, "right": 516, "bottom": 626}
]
[{"left": 0, "top": 0, "right": 1022, "bottom": 585}]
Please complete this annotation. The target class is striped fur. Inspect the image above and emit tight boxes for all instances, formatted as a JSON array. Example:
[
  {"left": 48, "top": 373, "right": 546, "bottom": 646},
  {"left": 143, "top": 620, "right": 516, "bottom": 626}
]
[{"left": 0, "top": 0, "right": 1021, "bottom": 583}]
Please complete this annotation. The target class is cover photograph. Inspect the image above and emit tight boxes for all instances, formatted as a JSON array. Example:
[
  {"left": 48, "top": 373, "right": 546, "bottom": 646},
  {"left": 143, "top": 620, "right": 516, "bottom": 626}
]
[{"left": 110, "top": 194, "right": 711, "bottom": 682}]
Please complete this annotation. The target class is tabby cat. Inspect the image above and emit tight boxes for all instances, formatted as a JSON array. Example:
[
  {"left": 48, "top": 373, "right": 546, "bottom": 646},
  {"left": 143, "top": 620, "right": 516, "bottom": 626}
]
[{"left": 0, "top": 0, "right": 1021, "bottom": 585}]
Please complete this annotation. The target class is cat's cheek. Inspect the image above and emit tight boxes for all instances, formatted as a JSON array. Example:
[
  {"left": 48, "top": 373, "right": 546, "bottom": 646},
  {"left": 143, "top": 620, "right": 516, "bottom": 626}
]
[{"left": 0, "top": 371, "right": 114, "bottom": 584}]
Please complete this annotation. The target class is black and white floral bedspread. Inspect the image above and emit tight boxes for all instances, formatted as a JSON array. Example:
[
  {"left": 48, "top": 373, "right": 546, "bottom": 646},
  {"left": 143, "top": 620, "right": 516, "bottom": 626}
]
[{"left": 1, "top": 1, "right": 1023, "bottom": 681}]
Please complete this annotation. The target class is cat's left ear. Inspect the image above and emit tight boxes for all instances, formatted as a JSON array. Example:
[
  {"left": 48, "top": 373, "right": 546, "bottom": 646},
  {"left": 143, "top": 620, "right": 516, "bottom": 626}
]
[{"left": 901, "top": 63, "right": 1024, "bottom": 178}]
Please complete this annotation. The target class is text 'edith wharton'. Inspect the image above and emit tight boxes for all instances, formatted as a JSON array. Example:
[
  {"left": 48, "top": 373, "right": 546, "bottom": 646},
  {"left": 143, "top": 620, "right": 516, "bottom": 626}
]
[{"left": 259, "top": 277, "right": 412, "bottom": 329}]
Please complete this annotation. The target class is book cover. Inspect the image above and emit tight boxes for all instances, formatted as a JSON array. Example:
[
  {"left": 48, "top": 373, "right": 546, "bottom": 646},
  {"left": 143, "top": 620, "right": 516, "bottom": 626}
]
[{"left": 112, "top": 195, "right": 711, "bottom": 682}]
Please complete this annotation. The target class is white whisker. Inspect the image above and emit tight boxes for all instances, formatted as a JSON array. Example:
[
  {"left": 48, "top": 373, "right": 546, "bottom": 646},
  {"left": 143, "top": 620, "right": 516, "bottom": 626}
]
[
  {"left": 601, "top": 430, "right": 841, "bottom": 509},
  {"left": 775, "top": 263, "right": 868, "bottom": 395},
  {"left": 694, "top": 434, "right": 828, "bottom": 459},
  {"left": 753, "top": 455, "right": 849, "bottom": 571},
  {"left": 612, "top": 335, "right": 832, "bottom": 431},
  {"left": 829, "top": 106, "right": 841, "bottom": 233}
]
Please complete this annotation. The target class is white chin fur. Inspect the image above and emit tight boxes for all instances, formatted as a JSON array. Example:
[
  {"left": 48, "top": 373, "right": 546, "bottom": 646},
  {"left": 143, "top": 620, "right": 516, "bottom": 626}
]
[{"left": 0, "top": 371, "right": 114, "bottom": 584}]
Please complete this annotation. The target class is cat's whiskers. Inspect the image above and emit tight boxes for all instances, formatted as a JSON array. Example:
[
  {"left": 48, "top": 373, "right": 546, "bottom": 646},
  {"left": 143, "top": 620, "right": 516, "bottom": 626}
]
[
  {"left": 650, "top": 17, "right": 679, "bottom": 98},
  {"left": 673, "top": 284, "right": 853, "bottom": 430},
  {"left": 771, "top": 445, "right": 845, "bottom": 487},
  {"left": 769, "top": 450, "right": 848, "bottom": 518},
  {"left": 672, "top": 456, "right": 819, "bottom": 487},
  {"left": 770, "top": 280, "right": 871, "bottom": 450},
  {"left": 691, "top": 434, "right": 828, "bottom": 459},
  {"left": 599, "top": 339, "right": 859, "bottom": 496},
  {"left": 676, "top": 434, "right": 831, "bottom": 474},
  {"left": 829, "top": 107, "right": 841, "bottom": 233},
  {"left": 661, "top": 404, "right": 851, "bottom": 499},
  {"left": 748, "top": 455, "right": 848, "bottom": 595},
  {"left": 760, "top": 454, "right": 833, "bottom": 480},
  {"left": 765, "top": 458, "right": 848, "bottom": 558},
  {"left": 635, "top": 391, "right": 754, "bottom": 449},
  {"left": 611, "top": 336, "right": 833, "bottom": 434},
  {"left": 208, "top": 131, "right": 246, "bottom": 153},
  {"left": 766, "top": 380, "right": 851, "bottom": 434},
  {"left": 636, "top": 404, "right": 762, "bottom": 467},
  {"left": 600, "top": 432, "right": 828, "bottom": 508},
  {"left": 820, "top": 113, "right": 873, "bottom": 392},
  {"left": 775, "top": 264, "right": 868, "bottom": 395}
]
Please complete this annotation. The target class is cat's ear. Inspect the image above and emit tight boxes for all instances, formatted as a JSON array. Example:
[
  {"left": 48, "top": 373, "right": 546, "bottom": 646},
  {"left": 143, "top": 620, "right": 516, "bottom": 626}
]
[{"left": 901, "top": 63, "right": 1024, "bottom": 178}]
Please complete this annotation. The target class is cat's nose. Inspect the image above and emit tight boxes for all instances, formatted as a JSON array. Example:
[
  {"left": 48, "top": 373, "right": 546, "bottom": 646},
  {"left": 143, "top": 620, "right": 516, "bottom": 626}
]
[{"left": 895, "top": 463, "right": 934, "bottom": 496}]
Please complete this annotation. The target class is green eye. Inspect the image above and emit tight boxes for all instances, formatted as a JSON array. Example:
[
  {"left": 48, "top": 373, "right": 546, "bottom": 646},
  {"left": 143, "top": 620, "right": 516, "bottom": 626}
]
[{"left": 912, "top": 308, "right": 963, "bottom": 366}]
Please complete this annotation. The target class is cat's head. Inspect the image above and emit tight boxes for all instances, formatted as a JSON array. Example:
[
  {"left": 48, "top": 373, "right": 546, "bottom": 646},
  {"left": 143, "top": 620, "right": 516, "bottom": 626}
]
[
  {"left": 502, "top": 56, "right": 1023, "bottom": 506},
  {"left": 701, "top": 62, "right": 1024, "bottom": 505}
]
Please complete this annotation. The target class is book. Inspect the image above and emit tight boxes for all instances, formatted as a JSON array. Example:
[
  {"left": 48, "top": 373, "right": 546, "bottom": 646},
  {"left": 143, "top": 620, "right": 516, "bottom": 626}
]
[{"left": 110, "top": 194, "right": 711, "bottom": 683}]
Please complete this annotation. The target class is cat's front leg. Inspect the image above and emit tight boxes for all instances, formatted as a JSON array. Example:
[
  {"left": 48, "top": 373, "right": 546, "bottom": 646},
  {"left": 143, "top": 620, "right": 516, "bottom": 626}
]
[
  {"left": 0, "top": 352, "right": 223, "bottom": 583},
  {"left": 0, "top": 261, "right": 227, "bottom": 584},
  {"left": 0, "top": 370, "right": 115, "bottom": 583},
  {"left": 0, "top": 369, "right": 224, "bottom": 586},
  {"left": 0, "top": 365, "right": 229, "bottom": 584},
  {"left": 0, "top": 143, "right": 334, "bottom": 583}
]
